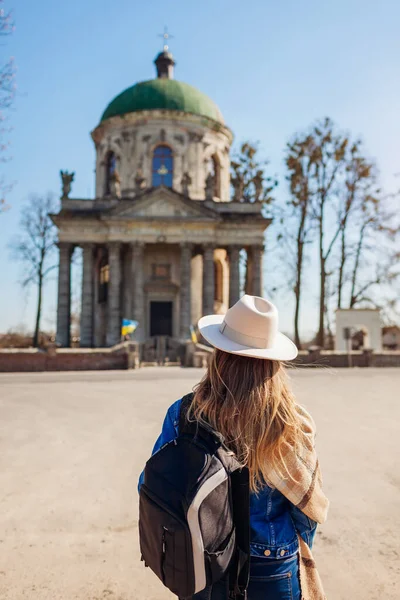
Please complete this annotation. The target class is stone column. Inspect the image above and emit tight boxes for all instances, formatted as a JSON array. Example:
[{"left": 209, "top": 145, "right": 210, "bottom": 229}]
[
  {"left": 122, "top": 246, "right": 131, "bottom": 320},
  {"left": 93, "top": 247, "right": 102, "bottom": 347},
  {"left": 106, "top": 242, "right": 122, "bottom": 347},
  {"left": 80, "top": 244, "right": 94, "bottom": 347},
  {"left": 245, "top": 250, "right": 253, "bottom": 295},
  {"left": 202, "top": 245, "right": 215, "bottom": 316},
  {"left": 131, "top": 242, "right": 145, "bottom": 340},
  {"left": 228, "top": 245, "right": 241, "bottom": 307},
  {"left": 251, "top": 245, "right": 264, "bottom": 297},
  {"left": 56, "top": 243, "right": 72, "bottom": 347},
  {"left": 180, "top": 243, "right": 193, "bottom": 338}
]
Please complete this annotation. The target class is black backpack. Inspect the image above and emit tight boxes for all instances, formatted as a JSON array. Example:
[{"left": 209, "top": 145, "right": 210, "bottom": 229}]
[{"left": 139, "top": 393, "right": 250, "bottom": 599}]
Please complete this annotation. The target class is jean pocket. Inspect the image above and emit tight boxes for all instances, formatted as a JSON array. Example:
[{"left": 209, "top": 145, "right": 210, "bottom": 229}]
[{"left": 248, "top": 571, "right": 293, "bottom": 600}]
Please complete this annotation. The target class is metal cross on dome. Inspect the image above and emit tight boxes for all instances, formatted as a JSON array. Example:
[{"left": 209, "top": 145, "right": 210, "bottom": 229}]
[{"left": 158, "top": 26, "right": 173, "bottom": 51}]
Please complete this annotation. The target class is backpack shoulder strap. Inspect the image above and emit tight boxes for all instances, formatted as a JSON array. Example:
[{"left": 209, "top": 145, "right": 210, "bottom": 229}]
[
  {"left": 229, "top": 466, "right": 250, "bottom": 600},
  {"left": 180, "top": 393, "right": 250, "bottom": 598},
  {"left": 179, "top": 392, "right": 222, "bottom": 450},
  {"left": 178, "top": 392, "right": 195, "bottom": 434}
]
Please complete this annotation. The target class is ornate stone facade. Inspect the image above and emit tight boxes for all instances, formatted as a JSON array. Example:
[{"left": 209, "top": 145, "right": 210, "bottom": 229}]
[
  {"left": 93, "top": 111, "right": 232, "bottom": 202},
  {"left": 52, "top": 49, "right": 271, "bottom": 348}
]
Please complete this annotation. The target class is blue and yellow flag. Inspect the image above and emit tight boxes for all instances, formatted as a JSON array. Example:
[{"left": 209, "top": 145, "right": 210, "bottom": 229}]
[
  {"left": 121, "top": 319, "right": 138, "bottom": 337},
  {"left": 190, "top": 324, "right": 198, "bottom": 344}
]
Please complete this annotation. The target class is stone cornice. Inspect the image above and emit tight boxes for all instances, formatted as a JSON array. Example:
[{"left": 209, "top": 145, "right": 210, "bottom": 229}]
[
  {"left": 91, "top": 109, "right": 234, "bottom": 145},
  {"left": 52, "top": 193, "right": 272, "bottom": 228},
  {"left": 205, "top": 199, "right": 264, "bottom": 215}
]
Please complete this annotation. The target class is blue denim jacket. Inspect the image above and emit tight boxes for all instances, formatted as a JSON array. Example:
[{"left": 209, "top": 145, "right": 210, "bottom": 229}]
[{"left": 138, "top": 399, "right": 317, "bottom": 558}]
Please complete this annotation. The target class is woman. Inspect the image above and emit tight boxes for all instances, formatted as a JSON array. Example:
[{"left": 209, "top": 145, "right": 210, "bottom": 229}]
[{"left": 139, "top": 295, "right": 329, "bottom": 600}]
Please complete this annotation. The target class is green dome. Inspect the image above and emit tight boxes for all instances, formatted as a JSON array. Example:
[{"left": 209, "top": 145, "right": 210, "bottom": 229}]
[{"left": 101, "top": 78, "right": 224, "bottom": 124}]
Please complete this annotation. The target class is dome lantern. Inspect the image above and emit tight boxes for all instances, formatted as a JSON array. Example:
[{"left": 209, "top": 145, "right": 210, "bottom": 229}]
[
  {"left": 155, "top": 27, "right": 175, "bottom": 79},
  {"left": 154, "top": 50, "right": 175, "bottom": 79}
]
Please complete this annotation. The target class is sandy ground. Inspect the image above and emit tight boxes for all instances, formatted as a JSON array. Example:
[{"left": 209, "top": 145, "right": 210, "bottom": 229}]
[{"left": 0, "top": 367, "right": 399, "bottom": 600}]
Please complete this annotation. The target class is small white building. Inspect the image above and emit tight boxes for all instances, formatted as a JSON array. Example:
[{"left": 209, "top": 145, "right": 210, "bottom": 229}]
[{"left": 335, "top": 309, "right": 382, "bottom": 352}]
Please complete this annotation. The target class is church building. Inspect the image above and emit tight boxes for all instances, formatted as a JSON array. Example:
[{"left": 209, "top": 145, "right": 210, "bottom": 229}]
[{"left": 52, "top": 44, "right": 271, "bottom": 349}]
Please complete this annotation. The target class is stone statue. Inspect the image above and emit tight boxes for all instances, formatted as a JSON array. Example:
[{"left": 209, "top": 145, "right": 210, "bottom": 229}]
[
  {"left": 253, "top": 170, "right": 264, "bottom": 202},
  {"left": 60, "top": 170, "right": 75, "bottom": 199},
  {"left": 134, "top": 168, "right": 146, "bottom": 193},
  {"left": 205, "top": 172, "right": 214, "bottom": 200},
  {"left": 231, "top": 168, "right": 245, "bottom": 202},
  {"left": 109, "top": 170, "right": 121, "bottom": 198},
  {"left": 181, "top": 172, "right": 192, "bottom": 197}
]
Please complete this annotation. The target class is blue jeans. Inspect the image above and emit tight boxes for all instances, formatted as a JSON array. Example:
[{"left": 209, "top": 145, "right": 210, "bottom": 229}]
[{"left": 193, "top": 554, "right": 301, "bottom": 600}]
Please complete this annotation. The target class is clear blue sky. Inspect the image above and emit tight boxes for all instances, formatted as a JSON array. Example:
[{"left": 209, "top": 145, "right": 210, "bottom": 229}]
[{"left": 0, "top": 0, "right": 399, "bottom": 337}]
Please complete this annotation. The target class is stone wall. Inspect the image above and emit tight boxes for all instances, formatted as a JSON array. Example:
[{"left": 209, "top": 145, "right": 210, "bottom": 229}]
[
  {"left": 2, "top": 345, "right": 400, "bottom": 372},
  {"left": 0, "top": 343, "right": 140, "bottom": 373},
  {"left": 293, "top": 350, "right": 400, "bottom": 368},
  {"left": 194, "top": 345, "right": 400, "bottom": 368},
  {"left": 370, "top": 352, "right": 400, "bottom": 367},
  {"left": 294, "top": 349, "right": 400, "bottom": 368}
]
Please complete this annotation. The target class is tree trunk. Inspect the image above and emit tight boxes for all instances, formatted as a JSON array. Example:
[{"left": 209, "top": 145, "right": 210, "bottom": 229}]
[
  {"left": 293, "top": 185, "right": 311, "bottom": 350},
  {"left": 33, "top": 273, "right": 43, "bottom": 348},
  {"left": 317, "top": 259, "right": 325, "bottom": 347},
  {"left": 350, "top": 224, "right": 366, "bottom": 307},
  {"left": 325, "top": 289, "right": 334, "bottom": 349},
  {"left": 337, "top": 227, "right": 346, "bottom": 308},
  {"left": 294, "top": 283, "right": 301, "bottom": 348},
  {"left": 294, "top": 220, "right": 305, "bottom": 349},
  {"left": 316, "top": 208, "right": 325, "bottom": 347}
]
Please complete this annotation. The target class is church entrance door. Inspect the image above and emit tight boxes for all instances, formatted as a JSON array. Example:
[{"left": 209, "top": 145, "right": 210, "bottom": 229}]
[{"left": 150, "top": 301, "right": 173, "bottom": 337}]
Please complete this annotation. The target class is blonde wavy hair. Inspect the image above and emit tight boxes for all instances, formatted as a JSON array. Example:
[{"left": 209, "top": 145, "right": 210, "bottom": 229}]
[{"left": 188, "top": 349, "right": 308, "bottom": 493}]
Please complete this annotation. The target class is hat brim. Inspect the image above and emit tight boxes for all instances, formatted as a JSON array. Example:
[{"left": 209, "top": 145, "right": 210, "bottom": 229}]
[{"left": 198, "top": 314, "right": 298, "bottom": 361}]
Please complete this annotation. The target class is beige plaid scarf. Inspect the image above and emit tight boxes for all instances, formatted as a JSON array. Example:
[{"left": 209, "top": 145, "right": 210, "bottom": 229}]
[{"left": 266, "top": 405, "right": 329, "bottom": 600}]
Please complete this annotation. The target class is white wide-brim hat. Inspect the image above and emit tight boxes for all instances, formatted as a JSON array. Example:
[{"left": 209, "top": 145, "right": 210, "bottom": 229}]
[{"left": 198, "top": 295, "right": 298, "bottom": 361}]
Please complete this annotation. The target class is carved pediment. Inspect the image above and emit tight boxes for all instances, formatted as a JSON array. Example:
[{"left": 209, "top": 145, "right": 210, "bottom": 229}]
[{"left": 108, "top": 187, "right": 218, "bottom": 221}]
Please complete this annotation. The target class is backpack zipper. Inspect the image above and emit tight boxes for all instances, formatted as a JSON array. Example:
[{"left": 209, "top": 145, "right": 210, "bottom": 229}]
[{"left": 162, "top": 526, "right": 168, "bottom": 555}]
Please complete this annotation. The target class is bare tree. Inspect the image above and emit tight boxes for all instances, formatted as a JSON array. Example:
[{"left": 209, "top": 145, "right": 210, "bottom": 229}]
[
  {"left": 286, "top": 118, "right": 349, "bottom": 347},
  {"left": 337, "top": 144, "right": 374, "bottom": 308},
  {"left": 282, "top": 119, "right": 386, "bottom": 347},
  {"left": 282, "top": 119, "right": 351, "bottom": 347},
  {"left": 347, "top": 192, "right": 399, "bottom": 308},
  {"left": 231, "top": 142, "right": 278, "bottom": 295},
  {"left": 231, "top": 142, "right": 277, "bottom": 206},
  {"left": 10, "top": 194, "right": 58, "bottom": 347},
  {"left": 281, "top": 117, "right": 399, "bottom": 346},
  {"left": 284, "top": 135, "right": 315, "bottom": 348},
  {"left": 302, "top": 118, "right": 349, "bottom": 347},
  {"left": 0, "top": 2, "right": 15, "bottom": 212}
]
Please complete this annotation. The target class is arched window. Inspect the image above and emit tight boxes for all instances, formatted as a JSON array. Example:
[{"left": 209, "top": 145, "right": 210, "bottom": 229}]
[
  {"left": 206, "top": 154, "right": 221, "bottom": 198},
  {"left": 105, "top": 151, "right": 117, "bottom": 195},
  {"left": 152, "top": 145, "right": 173, "bottom": 188}
]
